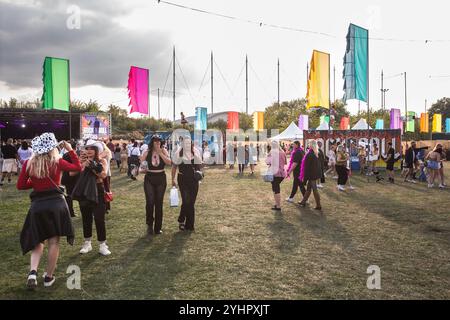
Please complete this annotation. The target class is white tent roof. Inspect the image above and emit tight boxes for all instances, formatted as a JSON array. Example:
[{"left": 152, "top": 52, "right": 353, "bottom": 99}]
[
  {"left": 352, "top": 118, "right": 373, "bottom": 130},
  {"left": 316, "top": 122, "right": 333, "bottom": 131},
  {"left": 270, "top": 122, "right": 304, "bottom": 141}
]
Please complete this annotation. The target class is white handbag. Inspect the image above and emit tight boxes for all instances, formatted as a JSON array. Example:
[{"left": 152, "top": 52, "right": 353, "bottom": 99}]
[{"left": 170, "top": 187, "right": 180, "bottom": 207}]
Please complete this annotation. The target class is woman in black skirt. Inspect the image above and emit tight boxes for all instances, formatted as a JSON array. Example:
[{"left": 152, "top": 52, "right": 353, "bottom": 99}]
[
  {"left": 171, "top": 136, "right": 203, "bottom": 231},
  {"left": 17, "top": 133, "right": 82, "bottom": 289},
  {"left": 140, "top": 135, "right": 172, "bottom": 236}
]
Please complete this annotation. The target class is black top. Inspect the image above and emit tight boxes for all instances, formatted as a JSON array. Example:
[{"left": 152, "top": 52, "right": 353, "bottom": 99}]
[
  {"left": 147, "top": 153, "right": 165, "bottom": 171},
  {"left": 292, "top": 149, "right": 305, "bottom": 178},
  {"left": 386, "top": 148, "right": 395, "bottom": 164},
  {"left": 61, "top": 152, "right": 79, "bottom": 187},
  {"left": 303, "top": 151, "right": 321, "bottom": 182},
  {"left": 318, "top": 149, "right": 325, "bottom": 169},
  {"left": 1, "top": 145, "right": 17, "bottom": 159}
]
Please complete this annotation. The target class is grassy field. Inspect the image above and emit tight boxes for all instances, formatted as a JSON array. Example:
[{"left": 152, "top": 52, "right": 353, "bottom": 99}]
[{"left": 0, "top": 163, "right": 449, "bottom": 300}]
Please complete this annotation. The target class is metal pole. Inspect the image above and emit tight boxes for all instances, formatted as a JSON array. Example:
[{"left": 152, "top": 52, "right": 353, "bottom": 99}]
[
  {"left": 328, "top": 54, "right": 331, "bottom": 132},
  {"left": 404, "top": 72, "right": 408, "bottom": 122},
  {"left": 277, "top": 58, "right": 280, "bottom": 106},
  {"left": 158, "top": 88, "right": 160, "bottom": 120},
  {"left": 381, "top": 70, "right": 384, "bottom": 110},
  {"left": 173, "top": 46, "right": 176, "bottom": 122},
  {"left": 367, "top": 30, "right": 370, "bottom": 132},
  {"left": 333, "top": 65, "right": 336, "bottom": 103},
  {"left": 211, "top": 51, "right": 214, "bottom": 114},
  {"left": 246, "top": 55, "right": 249, "bottom": 114}
]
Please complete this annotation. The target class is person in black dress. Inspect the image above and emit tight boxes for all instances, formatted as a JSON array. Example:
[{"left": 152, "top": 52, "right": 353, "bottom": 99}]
[{"left": 299, "top": 140, "right": 322, "bottom": 210}]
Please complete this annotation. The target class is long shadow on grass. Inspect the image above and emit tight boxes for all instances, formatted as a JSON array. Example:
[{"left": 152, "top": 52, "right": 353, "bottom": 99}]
[
  {"left": 100, "top": 232, "right": 191, "bottom": 299},
  {"left": 266, "top": 212, "right": 301, "bottom": 253}
]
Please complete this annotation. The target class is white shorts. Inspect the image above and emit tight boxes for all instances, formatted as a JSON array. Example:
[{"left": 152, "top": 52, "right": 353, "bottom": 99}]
[{"left": 2, "top": 159, "right": 17, "bottom": 173}]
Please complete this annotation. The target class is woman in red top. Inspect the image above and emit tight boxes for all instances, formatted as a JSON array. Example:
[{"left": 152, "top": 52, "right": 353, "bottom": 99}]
[{"left": 17, "top": 133, "right": 81, "bottom": 290}]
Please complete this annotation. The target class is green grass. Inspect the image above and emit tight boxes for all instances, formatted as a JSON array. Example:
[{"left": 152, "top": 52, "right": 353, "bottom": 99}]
[{"left": 0, "top": 164, "right": 449, "bottom": 300}]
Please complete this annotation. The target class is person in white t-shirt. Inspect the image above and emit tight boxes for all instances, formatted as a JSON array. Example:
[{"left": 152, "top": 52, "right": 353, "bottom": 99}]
[
  {"left": 18, "top": 141, "right": 33, "bottom": 165},
  {"left": 128, "top": 141, "right": 141, "bottom": 180}
]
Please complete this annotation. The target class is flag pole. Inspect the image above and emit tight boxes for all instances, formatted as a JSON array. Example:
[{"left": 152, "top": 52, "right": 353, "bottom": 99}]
[{"left": 328, "top": 54, "right": 331, "bottom": 133}]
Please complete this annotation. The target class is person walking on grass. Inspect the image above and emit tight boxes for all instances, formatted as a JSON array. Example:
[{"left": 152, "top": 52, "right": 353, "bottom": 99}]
[
  {"left": 425, "top": 144, "right": 444, "bottom": 189},
  {"left": 17, "top": 133, "right": 81, "bottom": 289},
  {"left": 298, "top": 140, "right": 322, "bottom": 211},
  {"left": 61, "top": 140, "right": 80, "bottom": 217},
  {"left": 75, "top": 140, "right": 111, "bottom": 256},
  {"left": 248, "top": 143, "right": 257, "bottom": 175},
  {"left": 171, "top": 136, "right": 203, "bottom": 231},
  {"left": 317, "top": 141, "right": 326, "bottom": 188},
  {"left": 119, "top": 143, "right": 128, "bottom": 173},
  {"left": 128, "top": 141, "right": 141, "bottom": 180},
  {"left": 336, "top": 145, "right": 350, "bottom": 191},
  {"left": 325, "top": 143, "right": 337, "bottom": 179},
  {"left": 266, "top": 140, "right": 287, "bottom": 212},
  {"left": 114, "top": 143, "right": 122, "bottom": 169},
  {"left": 141, "top": 135, "right": 172, "bottom": 236},
  {"left": 385, "top": 141, "right": 396, "bottom": 184},
  {"left": 0, "top": 138, "right": 18, "bottom": 186},
  {"left": 286, "top": 141, "right": 306, "bottom": 203}
]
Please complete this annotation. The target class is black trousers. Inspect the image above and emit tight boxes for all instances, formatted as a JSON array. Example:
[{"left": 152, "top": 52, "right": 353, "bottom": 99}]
[
  {"left": 144, "top": 172, "right": 167, "bottom": 233},
  {"left": 64, "top": 182, "right": 76, "bottom": 217},
  {"left": 289, "top": 176, "right": 306, "bottom": 199},
  {"left": 336, "top": 165, "right": 349, "bottom": 186},
  {"left": 79, "top": 184, "right": 106, "bottom": 242},
  {"left": 177, "top": 174, "right": 199, "bottom": 230}
]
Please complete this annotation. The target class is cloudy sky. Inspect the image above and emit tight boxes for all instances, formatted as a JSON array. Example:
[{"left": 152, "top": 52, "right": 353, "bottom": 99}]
[{"left": 1, "top": 0, "right": 449, "bottom": 120}]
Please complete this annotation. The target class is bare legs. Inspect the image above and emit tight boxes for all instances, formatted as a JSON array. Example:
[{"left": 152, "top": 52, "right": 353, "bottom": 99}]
[{"left": 29, "top": 236, "right": 60, "bottom": 278}]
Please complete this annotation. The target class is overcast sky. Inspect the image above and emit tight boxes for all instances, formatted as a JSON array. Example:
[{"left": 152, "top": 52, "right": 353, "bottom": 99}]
[{"left": 1, "top": 0, "right": 449, "bottom": 120}]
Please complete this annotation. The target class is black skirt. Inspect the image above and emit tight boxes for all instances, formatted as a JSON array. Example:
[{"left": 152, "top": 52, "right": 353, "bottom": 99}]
[{"left": 20, "top": 189, "right": 74, "bottom": 255}]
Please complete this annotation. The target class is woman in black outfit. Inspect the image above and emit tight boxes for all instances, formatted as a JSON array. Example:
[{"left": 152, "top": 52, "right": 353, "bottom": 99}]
[
  {"left": 141, "top": 135, "right": 172, "bottom": 236},
  {"left": 299, "top": 140, "right": 322, "bottom": 210},
  {"left": 171, "top": 137, "right": 203, "bottom": 231}
]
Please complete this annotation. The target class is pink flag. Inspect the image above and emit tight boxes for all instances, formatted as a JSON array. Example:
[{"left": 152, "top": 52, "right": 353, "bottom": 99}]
[
  {"left": 128, "top": 66, "right": 149, "bottom": 115},
  {"left": 298, "top": 115, "right": 309, "bottom": 131}
]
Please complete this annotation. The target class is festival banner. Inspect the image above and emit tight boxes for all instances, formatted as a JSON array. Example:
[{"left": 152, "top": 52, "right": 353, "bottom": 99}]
[
  {"left": 227, "top": 112, "right": 239, "bottom": 131},
  {"left": 42, "top": 57, "right": 70, "bottom": 111},
  {"left": 406, "top": 111, "right": 416, "bottom": 132},
  {"left": 298, "top": 115, "right": 309, "bottom": 131},
  {"left": 420, "top": 113, "right": 429, "bottom": 133},
  {"left": 128, "top": 66, "right": 149, "bottom": 115},
  {"left": 390, "top": 108, "right": 401, "bottom": 130},
  {"left": 340, "top": 117, "right": 350, "bottom": 130},
  {"left": 343, "top": 24, "right": 369, "bottom": 103},
  {"left": 375, "top": 119, "right": 384, "bottom": 130},
  {"left": 432, "top": 114, "right": 442, "bottom": 133},
  {"left": 446, "top": 118, "right": 450, "bottom": 133},
  {"left": 81, "top": 113, "right": 111, "bottom": 140},
  {"left": 253, "top": 112, "right": 264, "bottom": 131},
  {"left": 306, "top": 50, "right": 330, "bottom": 109},
  {"left": 195, "top": 107, "right": 208, "bottom": 131}
]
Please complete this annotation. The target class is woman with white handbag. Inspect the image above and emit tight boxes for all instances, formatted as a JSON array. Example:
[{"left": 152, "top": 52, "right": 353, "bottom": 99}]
[
  {"left": 266, "top": 141, "right": 287, "bottom": 212},
  {"left": 140, "top": 135, "right": 172, "bottom": 236}
]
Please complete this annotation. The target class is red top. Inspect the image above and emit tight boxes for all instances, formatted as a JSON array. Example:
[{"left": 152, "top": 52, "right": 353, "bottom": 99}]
[{"left": 17, "top": 150, "right": 82, "bottom": 192}]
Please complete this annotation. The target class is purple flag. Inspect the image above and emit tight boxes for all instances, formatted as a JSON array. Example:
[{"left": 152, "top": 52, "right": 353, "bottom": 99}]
[
  {"left": 298, "top": 115, "right": 309, "bottom": 131},
  {"left": 128, "top": 66, "right": 149, "bottom": 115},
  {"left": 390, "top": 109, "right": 401, "bottom": 130}
]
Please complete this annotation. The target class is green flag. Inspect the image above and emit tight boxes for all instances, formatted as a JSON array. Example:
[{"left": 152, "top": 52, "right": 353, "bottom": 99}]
[{"left": 42, "top": 57, "right": 70, "bottom": 111}]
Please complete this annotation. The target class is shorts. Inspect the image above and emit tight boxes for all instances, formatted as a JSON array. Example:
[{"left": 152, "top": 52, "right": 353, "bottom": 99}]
[
  {"left": 386, "top": 162, "right": 394, "bottom": 171},
  {"left": 427, "top": 160, "right": 440, "bottom": 170},
  {"left": 2, "top": 159, "right": 17, "bottom": 173}
]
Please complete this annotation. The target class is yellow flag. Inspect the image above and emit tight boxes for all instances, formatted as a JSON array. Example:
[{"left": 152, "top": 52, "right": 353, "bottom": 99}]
[
  {"left": 306, "top": 50, "right": 330, "bottom": 109},
  {"left": 253, "top": 112, "right": 264, "bottom": 131},
  {"left": 432, "top": 114, "right": 442, "bottom": 133}
]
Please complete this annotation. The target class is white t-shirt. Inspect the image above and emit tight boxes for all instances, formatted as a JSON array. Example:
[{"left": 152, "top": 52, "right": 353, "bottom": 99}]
[
  {"left": 18, "top": 148, "right": 32, "bottom": 162},
  {"left": 128, "top": 146, "right": 141, "bottom": 157}
]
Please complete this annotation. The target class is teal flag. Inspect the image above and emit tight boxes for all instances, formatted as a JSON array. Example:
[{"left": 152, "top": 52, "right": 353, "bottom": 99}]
[
  {"left": 42, "top": 57, "right": 70, "bottom": 111},
  {"left": 375, "top": 119, "right": 384, "bottom": 130},
  {"left": 343, "top": 24, "right": 368, "bottom": 103},
  {"left": 195, "top": 107, "right": 207, "bottom": 131}
]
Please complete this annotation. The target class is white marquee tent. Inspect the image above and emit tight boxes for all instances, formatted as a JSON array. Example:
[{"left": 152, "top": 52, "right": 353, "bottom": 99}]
[
  {"left": 352, "top": 118, "right": 373, "bottom": 130},
  {"left": 270, "top": 122, "right": 304, "bottom": 141}
]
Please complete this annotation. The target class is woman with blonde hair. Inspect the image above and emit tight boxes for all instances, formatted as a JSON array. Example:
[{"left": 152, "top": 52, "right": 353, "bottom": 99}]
[
  {"left": 298, "top": 140, "right": 322, "bottom": 210},
  {"left": 425, "top": 144, "right": 443, "bottom": 188},
  {"left": 17, "top": 133, "right": 82, "bottom": 289}
]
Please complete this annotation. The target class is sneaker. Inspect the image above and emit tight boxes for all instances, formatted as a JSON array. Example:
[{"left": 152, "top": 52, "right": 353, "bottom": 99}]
[
  {"left": 349, "top": 185, "right": 355, "bottom": 190},
  {"left": 410, "top": 180, "right": 417, "bottom": 184},
  {"left": 79, "top": 241, "right": 92, "bottom": 254},
  {"left": 44, "top": 275, "right": 56, "bottom": 287},
  {"left": 439, "top": 184, "right": 445, "bottom": 189},
  {"left": 317, "top": 184, "right": 324, "bottom": 189},
  {"left": 428, "top": 184, "right": 434, "bottom": 188},
  {"left": 286, "top": 198, "right": 294, "bottom": 203},
  {"left": 338, "top": 185, "right": 346, "bottom": 191},
  {"left": 26, "top": 270, "right": 38, "bottom": 290},
  {"left": 332, "top": 176, "right": 338, "bottom": 180},
  {"left": 99, "top": 243, "right": 111, "bottom": 256}
]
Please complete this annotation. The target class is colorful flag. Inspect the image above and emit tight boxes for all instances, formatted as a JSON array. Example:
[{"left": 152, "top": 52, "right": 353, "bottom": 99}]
[
  {"left": 375, "top": 119, "right": 384, "bottom": 130},
  {"left": 227, "top": 112, "right": 239, "bottom": 131},
  {"left": 320, "top": 115, "right": 330, "bottom": 124},
  {"left": 420, "top": 113, "right": 429, "bottom": 133},
  {"left": 195, "top": 107, "right": 208, "bottom": 131},
  {"left": 406, "top": 111, "right": 415, "bottom": 132},
  {"left": 128, "top": 66, "right": 149, "bottom": 115},
  {"left": 298, "top": 115, "right": 309, "bottom": 131},
  {"left": 42, "top": 57, "right": 70, "bottom": 111},
  {"left": 340, "top": 117, "right": 350, "bottom": 130},
  {"left": 432, "top": 114, "right": 442, "bottom": 133},
  {"left": 446, "top": 118, "right": 450, "bottom": 133},
  {"left": 253, "top": 112, "right": 264, "bottom": 131},
  {"left": 306, "top": 50, "right": 330, "bottom": 109},
  {"left": 390, "top": 109, "right": 401, "bottom": 130},
  {"left": 343, "top": 24, "right": 369, "bottom": 103}
]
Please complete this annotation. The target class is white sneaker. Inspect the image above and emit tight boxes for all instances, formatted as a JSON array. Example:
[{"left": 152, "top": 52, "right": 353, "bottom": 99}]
[
  {"left": 428, "top": 184, "right": 434, "bottom": 188},
  {"left": 349, "top": 185, "right": 355, "bottom": 190},
  {"left": 410, "top": 180, "right": 417, "bottom": 184},
  {"left": 338, "top": 185, "right": 346, "bottom": 191},
  {"left": 99, "top": 243, "right": 111, "bottom": 256},
  {"left": 26, "top": 273, "right": 37, "bottom": 290},
  {"left": 79, "top": 241, "right": 92, "bottom": 254},
  {"left": 333, "top": 176, "right": 338, "bottom": 179},
  {"left": 44, "top": 276, "right": 56, "bottom": 287},
  {"left": 286, "top": 198, "right": 294, "bottom": 203},
  {"left": 317, "top": 184, "right": 324, "bottom": 189},
  {"left": 439, "top": 184, "right": 445, "bottom": 189}
]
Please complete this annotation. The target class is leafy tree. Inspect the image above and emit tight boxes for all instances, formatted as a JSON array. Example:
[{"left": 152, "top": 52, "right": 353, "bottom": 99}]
[{"left": 239, "top": 113, "right": 253, "bottom": 131}]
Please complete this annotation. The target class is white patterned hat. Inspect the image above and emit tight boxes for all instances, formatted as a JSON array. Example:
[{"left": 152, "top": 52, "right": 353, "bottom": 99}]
[
  {"left": 31, "top": 132, "right": 58, "bottom": 155},
  {"left": 85, "top": 139, "right": 104, "bottom": 153}
]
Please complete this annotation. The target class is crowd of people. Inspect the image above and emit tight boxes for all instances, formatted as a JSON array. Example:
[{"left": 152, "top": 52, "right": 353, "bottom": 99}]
[{"left": 0, "top": 132, "right": 447, "bottom": 290}]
